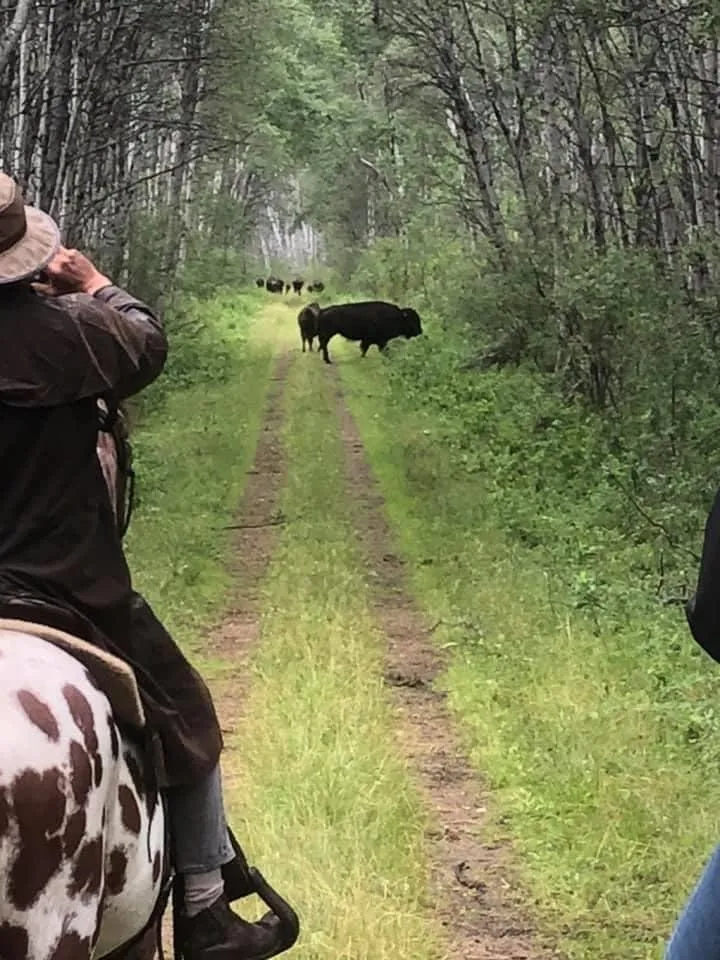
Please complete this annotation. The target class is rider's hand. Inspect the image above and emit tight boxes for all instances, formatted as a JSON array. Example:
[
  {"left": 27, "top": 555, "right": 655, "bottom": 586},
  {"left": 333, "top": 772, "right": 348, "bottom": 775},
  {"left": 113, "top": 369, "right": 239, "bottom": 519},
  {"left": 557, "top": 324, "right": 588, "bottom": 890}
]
[{"left": 44, "top": 247, "right": 111, "bottom": 296}]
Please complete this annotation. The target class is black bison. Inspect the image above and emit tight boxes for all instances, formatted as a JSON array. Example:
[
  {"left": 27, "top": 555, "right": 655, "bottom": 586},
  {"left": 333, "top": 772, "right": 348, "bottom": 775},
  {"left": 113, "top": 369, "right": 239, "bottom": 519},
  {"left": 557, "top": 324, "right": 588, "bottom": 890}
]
[
  {"left": 266, "top": 276, "right": 284, "bottom": 293},
  {"left": 316, "top": 300, "right": 422, "bottom": 364},
  {"left": 284, "top": 282, "right": 291, "bottom": 294},
  {"left": 292, "top": 278, "right": 304, "bottom": 294},
  {"left": 255, "top": 277, "right": 265, "bottom": 287},
  {"left": 297, "top": 301, "right": 321, "bottom": 352},
  {"left": 307, "top": 281, "right": 325, "bottom": 293}
]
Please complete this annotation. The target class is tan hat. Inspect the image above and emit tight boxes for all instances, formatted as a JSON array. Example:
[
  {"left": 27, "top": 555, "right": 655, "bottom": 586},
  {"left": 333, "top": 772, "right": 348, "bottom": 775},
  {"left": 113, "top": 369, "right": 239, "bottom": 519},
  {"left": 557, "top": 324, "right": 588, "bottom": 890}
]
[{"left": 0, "top": 173, "right": 60, "bottom": 284}]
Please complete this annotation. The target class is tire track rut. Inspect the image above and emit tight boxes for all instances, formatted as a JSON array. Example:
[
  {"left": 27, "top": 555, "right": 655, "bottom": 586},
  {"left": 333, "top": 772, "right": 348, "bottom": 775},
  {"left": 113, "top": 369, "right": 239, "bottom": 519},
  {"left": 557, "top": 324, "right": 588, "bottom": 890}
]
[
  {"left": 209, "top": 351, "right": 292, "bottom": 740},
  {"left": 330, "top": 368, "right": 555, "bottom": 960}
]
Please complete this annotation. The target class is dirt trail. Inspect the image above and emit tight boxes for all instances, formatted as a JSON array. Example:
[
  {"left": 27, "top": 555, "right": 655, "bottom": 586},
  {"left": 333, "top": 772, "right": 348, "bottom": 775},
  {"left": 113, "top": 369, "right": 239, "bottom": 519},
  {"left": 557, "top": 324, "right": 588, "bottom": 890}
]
[
  {"left": 209, "top": 351, "right": 292, "bottom": 740},
  {"left": 329, "top": 369, "right": 554, "bottom": 960}
]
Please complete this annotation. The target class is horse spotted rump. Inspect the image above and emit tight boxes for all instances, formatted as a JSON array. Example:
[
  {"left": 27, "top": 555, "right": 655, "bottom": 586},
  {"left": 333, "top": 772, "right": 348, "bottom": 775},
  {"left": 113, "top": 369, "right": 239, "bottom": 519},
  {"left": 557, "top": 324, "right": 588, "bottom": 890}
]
[{"left": 0, "top": 630, "right": 165, "bottom": 960}]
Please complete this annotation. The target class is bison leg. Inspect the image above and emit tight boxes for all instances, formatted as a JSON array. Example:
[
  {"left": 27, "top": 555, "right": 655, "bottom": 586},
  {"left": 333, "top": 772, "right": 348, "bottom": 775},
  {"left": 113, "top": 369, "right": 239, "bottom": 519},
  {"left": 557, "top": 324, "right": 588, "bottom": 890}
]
[
  {"left": 319, "top": 338, "right": 331, "bottom": 363},
  {"left": 301, "top": 336, "right": 306, "bottom": 352},
  {"left": 308, "top": 337, "right": 314, "bottom": 351},
  {"left": 360, "top": 340, "right": 371, "bottom": 357}
]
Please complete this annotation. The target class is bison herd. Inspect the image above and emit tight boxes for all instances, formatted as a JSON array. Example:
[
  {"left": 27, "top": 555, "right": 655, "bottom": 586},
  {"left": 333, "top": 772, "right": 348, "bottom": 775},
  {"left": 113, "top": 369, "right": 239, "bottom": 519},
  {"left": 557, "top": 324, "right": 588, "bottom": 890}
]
[
  {"left": 254, "top": 273, "right": 423, "bottom": 364},
  {"left": 256, "top": 276, "right": 324, "bottom": 295}
]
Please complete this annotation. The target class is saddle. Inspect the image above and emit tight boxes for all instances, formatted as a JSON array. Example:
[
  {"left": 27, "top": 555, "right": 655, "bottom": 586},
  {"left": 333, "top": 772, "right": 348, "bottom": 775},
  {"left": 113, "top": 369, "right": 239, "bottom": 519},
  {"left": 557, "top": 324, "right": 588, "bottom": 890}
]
[{"left": 0, "top": 615, "right": 145, "bottom": 728}]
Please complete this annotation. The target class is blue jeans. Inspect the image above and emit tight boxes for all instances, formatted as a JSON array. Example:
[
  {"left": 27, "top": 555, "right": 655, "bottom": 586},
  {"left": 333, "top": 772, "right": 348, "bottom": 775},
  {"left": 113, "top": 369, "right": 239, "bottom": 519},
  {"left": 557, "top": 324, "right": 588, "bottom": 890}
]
[
  {"left": 167, "top": 763, "right": 235, "bottom": 874},
  {"left": 666, "top": 845, "right": 720, "bottom": 959}
]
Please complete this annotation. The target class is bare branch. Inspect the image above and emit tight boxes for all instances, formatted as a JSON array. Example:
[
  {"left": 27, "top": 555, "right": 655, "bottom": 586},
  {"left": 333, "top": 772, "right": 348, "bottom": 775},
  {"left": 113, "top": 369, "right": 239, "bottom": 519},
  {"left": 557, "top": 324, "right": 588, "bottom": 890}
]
[{"left": 0, "top": 0, "right": 33, "bottom": 74}]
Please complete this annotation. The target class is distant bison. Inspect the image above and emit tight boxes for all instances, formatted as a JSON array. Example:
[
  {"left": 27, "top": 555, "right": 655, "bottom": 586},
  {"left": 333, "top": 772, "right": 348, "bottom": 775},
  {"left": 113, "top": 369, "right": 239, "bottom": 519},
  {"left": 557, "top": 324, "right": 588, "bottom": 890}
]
[
  {"left": 266, "top": 276, "right": 284, "bottom": 293},
  {"left": 284, "top": 282, "right": 292, "bottom": 294},
  {"left": 316, "top": 300, "right": 422, "bottom": 364},
  {"left": 292, "top": 278, "right": 304, "bottom": 294},
  {"left": 255, "top": 277, "right": 265, "bottom": 287},
  {"left": 298, "top": 301, "right": 321, "bottom": 352},
  {"left": 307, "top": 281, "right": 325, "bottom": 293}
]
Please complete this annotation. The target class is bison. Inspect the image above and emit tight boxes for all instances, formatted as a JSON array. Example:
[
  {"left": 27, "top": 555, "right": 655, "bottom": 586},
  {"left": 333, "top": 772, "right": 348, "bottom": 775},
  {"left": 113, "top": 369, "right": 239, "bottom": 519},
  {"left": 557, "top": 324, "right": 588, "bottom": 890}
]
[
  {"left": 266, "top": 276, "right": 284, "bottom": 293},
  {"left": 255, "top": 277, "right": 265, "bottom": 288},
  {"left": 291, "top": 278, "right": 304, "bottom": 295},
  {"left": 316, "top": 300, "right": 422, "bottom": 364},
  {"left": 297, "top": 301, "right": 321, "bottom": 352},
  {"left": 307, "top": 281, "right": 325, "bottom": 293}
]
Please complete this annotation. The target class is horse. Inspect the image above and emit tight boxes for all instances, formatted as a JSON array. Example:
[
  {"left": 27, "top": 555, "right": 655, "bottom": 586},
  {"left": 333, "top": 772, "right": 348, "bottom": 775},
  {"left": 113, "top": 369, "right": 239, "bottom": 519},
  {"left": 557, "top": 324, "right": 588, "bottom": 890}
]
[
  {"left": 0, "top": 620, "right": 168, "bottom": 960},
  {"left": 0, "top": 621, "right": 299, "bottom": 960},
  {"left": 0, "top": 421, "right": 299, "bottom": 960}
]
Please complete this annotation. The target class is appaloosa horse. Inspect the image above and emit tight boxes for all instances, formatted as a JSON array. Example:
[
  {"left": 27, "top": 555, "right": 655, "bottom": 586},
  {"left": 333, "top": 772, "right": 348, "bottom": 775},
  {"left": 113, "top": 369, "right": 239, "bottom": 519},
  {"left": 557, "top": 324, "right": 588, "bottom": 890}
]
[
  {"left": 0, "top": 411, "right": 293, "bottom": 959},
  {"left": 0, "top": 624, "right": 167, "bottom": 960}
]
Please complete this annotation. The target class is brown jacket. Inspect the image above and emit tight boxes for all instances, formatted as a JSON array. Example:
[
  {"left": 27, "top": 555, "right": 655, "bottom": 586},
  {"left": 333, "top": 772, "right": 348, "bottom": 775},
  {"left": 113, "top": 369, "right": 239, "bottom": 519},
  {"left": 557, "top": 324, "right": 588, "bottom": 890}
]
[{"left": 0, "top": 283, "right": 222, "bottom": 787}]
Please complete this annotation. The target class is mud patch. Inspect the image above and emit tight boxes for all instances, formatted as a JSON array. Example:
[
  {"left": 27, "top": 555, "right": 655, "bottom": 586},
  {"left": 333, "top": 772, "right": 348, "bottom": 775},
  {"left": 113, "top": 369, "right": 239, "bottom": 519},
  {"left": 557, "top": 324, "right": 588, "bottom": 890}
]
[{"left": 331, "top": 371, "right": 556, "bottom": 960}]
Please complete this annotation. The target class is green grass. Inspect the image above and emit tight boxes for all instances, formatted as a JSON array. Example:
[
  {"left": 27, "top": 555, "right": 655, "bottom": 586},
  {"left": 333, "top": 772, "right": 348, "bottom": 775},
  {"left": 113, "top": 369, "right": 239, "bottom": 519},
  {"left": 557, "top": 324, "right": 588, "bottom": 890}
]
[
  {"left": 225, "top": 347, "right": 441, "bottom": 960},
  {"left": 338, "top": 349, "right": 720, "bottom": 960},
  {"left": 124, "top": 290, "right": 274, "bottom": 658}
]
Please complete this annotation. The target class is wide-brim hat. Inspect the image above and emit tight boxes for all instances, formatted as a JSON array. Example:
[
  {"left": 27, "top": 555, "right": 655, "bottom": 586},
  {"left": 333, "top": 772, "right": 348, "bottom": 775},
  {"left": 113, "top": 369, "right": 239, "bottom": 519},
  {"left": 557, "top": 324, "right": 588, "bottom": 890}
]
[{"left": 0, "top": 172, "right": 60, "bottom": 284}]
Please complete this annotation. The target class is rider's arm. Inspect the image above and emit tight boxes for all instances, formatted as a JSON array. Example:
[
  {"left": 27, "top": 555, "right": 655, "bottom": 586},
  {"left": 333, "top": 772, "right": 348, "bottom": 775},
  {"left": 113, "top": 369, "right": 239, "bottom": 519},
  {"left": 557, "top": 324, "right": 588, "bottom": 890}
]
[
  {"left": 49, "top": 284, "right": 168, "bottom": 403},
  {"left": 33, "top": 246, "right": 168, "bottom": 404}
]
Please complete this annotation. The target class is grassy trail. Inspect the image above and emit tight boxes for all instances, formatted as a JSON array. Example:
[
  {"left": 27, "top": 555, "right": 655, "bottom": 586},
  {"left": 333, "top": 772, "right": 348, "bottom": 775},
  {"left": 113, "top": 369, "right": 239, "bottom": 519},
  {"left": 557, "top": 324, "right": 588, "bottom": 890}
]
[
  {"left": 220, "top": 338, "right": 443, "bottom": 960},
  {"left": 126, "top": 298, "right": 449, "bottom": 959},
  {"left": 128, "top": 295, "right": 550, "bottom": 959},
  {"left": 338, "top": 342, "right": 715, "bottom": 959},
  {"left": 131, "top": 292, "right": 701, "bottom": 960}
]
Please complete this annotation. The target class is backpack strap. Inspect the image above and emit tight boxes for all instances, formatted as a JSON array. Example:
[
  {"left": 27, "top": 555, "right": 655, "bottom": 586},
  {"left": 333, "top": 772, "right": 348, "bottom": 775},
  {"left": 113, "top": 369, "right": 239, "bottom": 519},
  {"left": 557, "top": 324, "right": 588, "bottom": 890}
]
[{"left": 98, "top": 397, "right": 135, "bottom": 538}]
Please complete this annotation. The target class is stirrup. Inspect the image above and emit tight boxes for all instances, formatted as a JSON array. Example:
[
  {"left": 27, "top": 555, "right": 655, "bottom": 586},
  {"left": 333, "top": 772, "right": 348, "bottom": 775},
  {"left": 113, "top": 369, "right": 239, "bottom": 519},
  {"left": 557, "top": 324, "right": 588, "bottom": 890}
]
[
  {"left": 222, "top": 829, "right": 299, "bottom": 953},
  {"left": 221, "top": 827, "right": 255, "bottom": 900},
  {"left": 249, "top": 866, "right": 300, "bottom": 956}
]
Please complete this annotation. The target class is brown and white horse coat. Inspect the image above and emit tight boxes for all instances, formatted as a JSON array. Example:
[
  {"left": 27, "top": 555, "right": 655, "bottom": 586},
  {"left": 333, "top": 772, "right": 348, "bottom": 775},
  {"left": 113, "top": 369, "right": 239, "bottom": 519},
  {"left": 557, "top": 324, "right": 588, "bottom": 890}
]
[{"left": 0, "top": 629, "right": 165, "bottom": 960}]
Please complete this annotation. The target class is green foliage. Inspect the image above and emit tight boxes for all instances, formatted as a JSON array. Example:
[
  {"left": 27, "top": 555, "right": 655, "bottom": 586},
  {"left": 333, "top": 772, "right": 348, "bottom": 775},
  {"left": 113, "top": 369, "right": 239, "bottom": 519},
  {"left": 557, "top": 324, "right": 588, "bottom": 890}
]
[
  {"left": 176, "top": 244, "right": 259, "bottom": 300},
  {"left": 346, "top": 229, "right": 717, "bottom": 601},
  {"left": 125, "top": 207, "right": 175, "bottom": 306},
  {"left": 130, "top": 289, "right": 257, "bottom": 424}
]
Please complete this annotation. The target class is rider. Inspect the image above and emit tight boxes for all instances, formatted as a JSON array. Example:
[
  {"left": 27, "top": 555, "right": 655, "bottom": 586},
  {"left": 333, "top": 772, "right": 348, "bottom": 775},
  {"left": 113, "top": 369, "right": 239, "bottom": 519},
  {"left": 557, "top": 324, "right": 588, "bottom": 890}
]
[{"left": 0, "top": 173, "right": 298, "bottom": 960}]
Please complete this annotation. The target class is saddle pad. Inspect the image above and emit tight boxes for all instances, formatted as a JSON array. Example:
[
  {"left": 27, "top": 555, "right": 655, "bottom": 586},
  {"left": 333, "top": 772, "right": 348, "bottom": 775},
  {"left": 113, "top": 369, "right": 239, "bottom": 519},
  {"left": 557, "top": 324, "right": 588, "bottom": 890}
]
[{"left": 0, "top": 617, "right": 145, "bottom": 728}]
